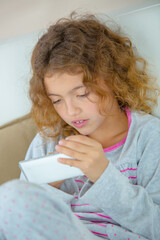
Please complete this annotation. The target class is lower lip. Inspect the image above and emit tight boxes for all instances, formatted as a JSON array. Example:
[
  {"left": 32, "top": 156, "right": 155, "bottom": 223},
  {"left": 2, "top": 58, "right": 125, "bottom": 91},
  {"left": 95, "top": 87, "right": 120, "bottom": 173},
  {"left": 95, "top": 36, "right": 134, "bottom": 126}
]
[{"left": 72, "top": 120, "right": 88, "bottom": 128}]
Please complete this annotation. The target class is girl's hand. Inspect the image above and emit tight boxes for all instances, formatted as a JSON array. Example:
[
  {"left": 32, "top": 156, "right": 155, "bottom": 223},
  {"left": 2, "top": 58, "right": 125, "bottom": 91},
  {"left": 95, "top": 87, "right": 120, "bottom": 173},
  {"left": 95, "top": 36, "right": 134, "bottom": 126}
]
[{"left": 55, "top": 135, "right": 109, "bottom": 183}]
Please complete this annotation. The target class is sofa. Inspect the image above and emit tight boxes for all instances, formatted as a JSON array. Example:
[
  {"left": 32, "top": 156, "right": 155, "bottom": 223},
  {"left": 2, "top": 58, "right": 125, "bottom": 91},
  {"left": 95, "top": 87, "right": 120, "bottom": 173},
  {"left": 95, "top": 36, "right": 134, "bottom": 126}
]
[{"left": 0, "top": 114, "right": 37, "bottom": 185}]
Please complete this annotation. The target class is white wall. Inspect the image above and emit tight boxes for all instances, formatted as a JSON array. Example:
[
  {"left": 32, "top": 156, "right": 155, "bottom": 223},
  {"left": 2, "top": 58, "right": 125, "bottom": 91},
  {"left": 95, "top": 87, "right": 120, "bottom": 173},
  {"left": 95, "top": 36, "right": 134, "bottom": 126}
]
[
  {"left": 109, "top": 0, "right": 160, "bottom": 117},
  {"left": 0, "top": 31, "right": 42, "bottom": 125},
  {"left": 0, "top": 0, "right": 159, "bottom": 125},
  {"left": 0, "top": 0, "right": 148, "bottom": 40}
]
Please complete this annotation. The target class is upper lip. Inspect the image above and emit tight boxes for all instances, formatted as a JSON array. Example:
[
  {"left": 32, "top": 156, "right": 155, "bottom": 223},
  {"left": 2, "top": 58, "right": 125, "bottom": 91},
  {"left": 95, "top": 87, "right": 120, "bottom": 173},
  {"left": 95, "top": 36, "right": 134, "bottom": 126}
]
[{"left": 72, "top": 119, "right": 88, "bottom": 123}]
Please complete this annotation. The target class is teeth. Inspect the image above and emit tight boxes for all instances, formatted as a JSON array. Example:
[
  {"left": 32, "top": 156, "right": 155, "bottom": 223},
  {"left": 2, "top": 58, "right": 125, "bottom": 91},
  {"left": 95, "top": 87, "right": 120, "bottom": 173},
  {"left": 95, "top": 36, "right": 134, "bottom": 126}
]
[{"left": 75, "top": 120, "right": 84, "bottom": 123}]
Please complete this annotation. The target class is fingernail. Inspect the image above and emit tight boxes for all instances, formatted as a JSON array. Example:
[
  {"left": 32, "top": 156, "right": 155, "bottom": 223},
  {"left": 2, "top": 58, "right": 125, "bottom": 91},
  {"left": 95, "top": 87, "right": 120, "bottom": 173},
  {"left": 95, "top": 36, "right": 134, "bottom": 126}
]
[
  {"left": 58, "top": 158, "right": 63, "bottom": 162},
  {"left": 58, "top": 140, "right": 63, "bottom": 145}
]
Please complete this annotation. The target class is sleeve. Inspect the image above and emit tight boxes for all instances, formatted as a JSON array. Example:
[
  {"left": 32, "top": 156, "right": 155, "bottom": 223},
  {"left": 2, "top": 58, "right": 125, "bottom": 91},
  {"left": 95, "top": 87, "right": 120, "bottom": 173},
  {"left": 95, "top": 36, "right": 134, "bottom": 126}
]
[{"left": 79, "top": 131, "right": 160, "bottom": 240}]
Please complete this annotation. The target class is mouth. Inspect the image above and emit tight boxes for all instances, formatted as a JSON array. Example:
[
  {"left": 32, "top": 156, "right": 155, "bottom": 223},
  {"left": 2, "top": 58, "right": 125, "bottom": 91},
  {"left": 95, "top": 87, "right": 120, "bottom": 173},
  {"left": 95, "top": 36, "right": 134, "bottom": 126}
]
[{"left": 72, "top": 119, "right": 89, "bottom": 128}]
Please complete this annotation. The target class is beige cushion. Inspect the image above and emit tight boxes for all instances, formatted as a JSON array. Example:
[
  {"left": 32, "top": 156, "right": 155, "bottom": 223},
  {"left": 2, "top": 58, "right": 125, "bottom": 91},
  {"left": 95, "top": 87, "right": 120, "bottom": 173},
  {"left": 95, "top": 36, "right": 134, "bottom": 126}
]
[{"left": 0, "top": 114, "right": 37, "bottom": 184}]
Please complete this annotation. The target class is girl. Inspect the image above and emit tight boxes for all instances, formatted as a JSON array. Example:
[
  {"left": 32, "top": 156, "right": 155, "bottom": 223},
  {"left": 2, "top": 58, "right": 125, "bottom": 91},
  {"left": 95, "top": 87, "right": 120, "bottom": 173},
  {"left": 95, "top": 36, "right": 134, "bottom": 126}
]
[{"left": 0, "top": 13, "right": 160, "bottom": 240}]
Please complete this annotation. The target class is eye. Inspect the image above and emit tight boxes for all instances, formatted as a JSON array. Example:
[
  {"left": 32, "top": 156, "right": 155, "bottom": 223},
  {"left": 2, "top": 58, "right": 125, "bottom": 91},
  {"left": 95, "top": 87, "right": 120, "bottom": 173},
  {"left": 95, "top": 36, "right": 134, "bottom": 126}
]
[
  {"left": 52, "top": 99, "right": 61, "bottom": 104},
  {"left": 77, "top": 92, "right": 90, "bottom": 98}
]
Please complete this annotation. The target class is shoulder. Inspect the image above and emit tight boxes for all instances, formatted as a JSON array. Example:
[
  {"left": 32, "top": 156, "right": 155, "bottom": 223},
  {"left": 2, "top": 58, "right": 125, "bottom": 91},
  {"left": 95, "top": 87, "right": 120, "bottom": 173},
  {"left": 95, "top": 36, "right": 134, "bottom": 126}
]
[
  {"left": 126, "top": 110, "right": 160, "bottom": 155},
  {"left": 130, "top": 110, "right": 160, "bottom": 136},
  {"left": 130, "top": 110, "right": 160, "bottom": 160},
  {"left": 25, "top": 133, "right": 58, "bottom": 160}
]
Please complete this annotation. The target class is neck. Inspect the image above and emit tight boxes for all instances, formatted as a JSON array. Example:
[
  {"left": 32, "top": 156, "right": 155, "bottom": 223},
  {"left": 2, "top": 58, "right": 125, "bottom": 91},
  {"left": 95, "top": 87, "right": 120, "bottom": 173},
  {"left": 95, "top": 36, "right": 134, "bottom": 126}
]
[{"left": 89, "top": 108, "right": 129, "bottom": 149}]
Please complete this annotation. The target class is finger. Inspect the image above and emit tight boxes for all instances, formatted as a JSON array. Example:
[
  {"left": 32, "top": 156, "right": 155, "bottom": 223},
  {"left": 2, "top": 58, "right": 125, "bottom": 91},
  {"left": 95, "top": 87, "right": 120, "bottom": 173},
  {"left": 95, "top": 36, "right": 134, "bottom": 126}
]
[
  {"left": 47, "top": 150, "right": 58, "bottom": 155},
  {"left": 65, "top": 135, "right": 97, "bottom": 147},
  {"left": 55, "top": 144, "right": 86, "bottom": 161},
  {"left": 58, "top": 157, "right": 82, "bottom": 169},
  {"left": 58, "top": 139, "right": 92, "bottom": 153}
]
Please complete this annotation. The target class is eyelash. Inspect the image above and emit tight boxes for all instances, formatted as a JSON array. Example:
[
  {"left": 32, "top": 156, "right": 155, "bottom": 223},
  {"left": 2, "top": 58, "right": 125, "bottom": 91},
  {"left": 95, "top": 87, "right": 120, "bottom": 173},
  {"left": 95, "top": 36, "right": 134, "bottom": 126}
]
[{"left": 52, "top": 92, "right": 89, "bottom": 105}]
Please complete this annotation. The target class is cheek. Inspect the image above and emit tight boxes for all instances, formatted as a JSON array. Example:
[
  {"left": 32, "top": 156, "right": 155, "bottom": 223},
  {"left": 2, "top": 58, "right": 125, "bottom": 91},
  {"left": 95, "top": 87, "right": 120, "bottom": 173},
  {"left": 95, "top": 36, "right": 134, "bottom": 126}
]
[
  {"left": 86, "top": 101, "right": 100, "bottom": 115},
  {"left": 53, "top": 106, "right": 65, "bottom": 120},
  {"left": 86, "top": 94, "right": 100, "bottom": 113}
]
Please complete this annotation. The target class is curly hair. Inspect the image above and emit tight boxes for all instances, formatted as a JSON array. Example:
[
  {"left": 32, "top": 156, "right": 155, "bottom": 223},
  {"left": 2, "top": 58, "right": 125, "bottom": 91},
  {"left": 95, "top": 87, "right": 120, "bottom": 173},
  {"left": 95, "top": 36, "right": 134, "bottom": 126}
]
[{"left": 29, "top": 12, "right": 160, "bottom": 139}]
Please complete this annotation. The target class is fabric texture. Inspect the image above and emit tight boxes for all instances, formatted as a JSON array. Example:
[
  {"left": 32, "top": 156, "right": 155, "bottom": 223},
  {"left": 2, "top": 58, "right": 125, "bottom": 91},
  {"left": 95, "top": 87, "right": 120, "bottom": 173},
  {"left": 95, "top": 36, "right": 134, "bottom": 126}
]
[
  {"left": 0, "top": 179, "right": 99, "bottom": 240},
  {"left": 0, "top": 110, "right": 160, "bottom": 239}
]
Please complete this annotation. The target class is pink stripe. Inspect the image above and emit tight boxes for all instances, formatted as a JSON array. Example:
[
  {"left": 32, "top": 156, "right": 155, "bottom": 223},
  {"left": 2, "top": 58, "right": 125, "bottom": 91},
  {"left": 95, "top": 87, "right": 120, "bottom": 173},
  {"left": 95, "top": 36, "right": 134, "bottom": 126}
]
[
  {"left": 120, "top": 168, "right": 137, "bottom": 172},
  {"left": 74, "top": 197, "right": 78, "bottom": 199},
  {"left": 74, "top": 214, "right": 86, "bottom": 219},
  {"left": 91, "top": 220, "right": 111, "bottom": 223},
  {"left": 92, "top": 213, "right": 111, "bottom": 219},
  {"left": 104, "top": 107, "right": 132, "bottom": 153},
  {"left": 128, "top": 176, "right": 137, "bottom": 179},
  {"left": 71, "top": 204, "right": 90, "bottom": 207},
  {"left": 91, "top": 231, "right": 108, "bottom": 237},
  {"left": 103, "top": 138, "right": 126, "bottom": 153},
  {"left": 74, "top": 180, "right": 84, "bottom": 183},
  {"left": 91, "top": 223, "right": 107, "bottom": 227},
  {"left": 75, "top": 212, "right": 111, "bottom": 219}
]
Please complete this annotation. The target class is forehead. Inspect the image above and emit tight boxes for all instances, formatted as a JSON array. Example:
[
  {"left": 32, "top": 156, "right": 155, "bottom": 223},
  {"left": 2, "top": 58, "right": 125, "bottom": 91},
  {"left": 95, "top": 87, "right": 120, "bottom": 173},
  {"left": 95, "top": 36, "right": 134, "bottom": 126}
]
[{"left": 44, "top": 71, "right": 85, "bottom": 95}]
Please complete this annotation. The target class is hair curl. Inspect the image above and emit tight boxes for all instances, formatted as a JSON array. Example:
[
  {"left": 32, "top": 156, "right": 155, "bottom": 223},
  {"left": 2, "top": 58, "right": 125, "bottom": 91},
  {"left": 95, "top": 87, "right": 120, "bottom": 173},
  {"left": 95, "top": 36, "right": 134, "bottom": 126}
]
[{"left": 29, "top": 12, "right": 160, "bottom": 139}]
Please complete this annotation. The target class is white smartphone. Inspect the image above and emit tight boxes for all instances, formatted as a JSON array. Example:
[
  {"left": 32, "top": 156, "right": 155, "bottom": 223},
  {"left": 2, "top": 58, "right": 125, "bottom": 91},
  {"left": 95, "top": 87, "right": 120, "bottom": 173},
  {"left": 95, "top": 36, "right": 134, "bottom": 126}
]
[{"left": 19, "top": 153, "right": 84, "bottom": 184}]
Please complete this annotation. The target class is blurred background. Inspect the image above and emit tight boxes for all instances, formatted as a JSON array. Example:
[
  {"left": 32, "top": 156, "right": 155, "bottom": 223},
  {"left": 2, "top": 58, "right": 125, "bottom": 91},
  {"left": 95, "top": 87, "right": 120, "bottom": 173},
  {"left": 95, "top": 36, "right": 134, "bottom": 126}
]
[{"left": 0, "top": 0, "right": 160, "bottom": 125}]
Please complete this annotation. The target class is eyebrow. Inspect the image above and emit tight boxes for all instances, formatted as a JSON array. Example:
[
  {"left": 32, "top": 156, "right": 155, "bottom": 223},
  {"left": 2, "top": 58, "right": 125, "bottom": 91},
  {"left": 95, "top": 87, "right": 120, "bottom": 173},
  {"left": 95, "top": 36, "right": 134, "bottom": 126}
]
[{"left": 48, "top": 85, "right": 85, "bottom": 97}]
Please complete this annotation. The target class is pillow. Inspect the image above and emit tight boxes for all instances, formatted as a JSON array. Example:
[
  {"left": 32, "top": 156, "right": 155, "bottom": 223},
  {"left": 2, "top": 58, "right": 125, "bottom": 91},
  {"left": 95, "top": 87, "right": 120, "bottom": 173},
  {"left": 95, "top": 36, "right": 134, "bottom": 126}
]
[{"left": 0, "top": 114, "right": 37, "bottom": 184}]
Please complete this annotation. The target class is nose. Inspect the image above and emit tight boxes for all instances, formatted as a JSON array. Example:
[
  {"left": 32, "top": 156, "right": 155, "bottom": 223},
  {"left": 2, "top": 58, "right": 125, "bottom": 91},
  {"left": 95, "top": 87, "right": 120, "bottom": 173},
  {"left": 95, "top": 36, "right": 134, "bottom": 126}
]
[{"left": 65, "top": 100, "right": 81, "bottom": 116}]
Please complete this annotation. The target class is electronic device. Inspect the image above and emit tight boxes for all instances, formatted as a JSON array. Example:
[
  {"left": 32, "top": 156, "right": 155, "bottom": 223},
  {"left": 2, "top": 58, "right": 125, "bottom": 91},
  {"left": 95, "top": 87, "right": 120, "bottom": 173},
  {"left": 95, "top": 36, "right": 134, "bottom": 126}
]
[{"left": 19, "top": 153, "right": 84, "bottom": 184}]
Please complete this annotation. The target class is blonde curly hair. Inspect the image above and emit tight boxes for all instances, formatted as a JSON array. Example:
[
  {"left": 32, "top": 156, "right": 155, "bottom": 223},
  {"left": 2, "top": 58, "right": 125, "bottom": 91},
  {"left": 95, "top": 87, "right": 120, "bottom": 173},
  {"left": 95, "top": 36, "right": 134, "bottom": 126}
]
[{"left": 29, "top": 13, "right": 160, "bottom": 139}]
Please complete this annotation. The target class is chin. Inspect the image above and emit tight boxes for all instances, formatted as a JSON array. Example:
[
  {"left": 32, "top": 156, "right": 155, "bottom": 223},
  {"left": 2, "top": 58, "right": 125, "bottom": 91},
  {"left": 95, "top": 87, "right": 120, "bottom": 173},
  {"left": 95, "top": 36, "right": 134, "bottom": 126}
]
[{"left": 76, "top": 128, "right": 95, "bottom": 136}]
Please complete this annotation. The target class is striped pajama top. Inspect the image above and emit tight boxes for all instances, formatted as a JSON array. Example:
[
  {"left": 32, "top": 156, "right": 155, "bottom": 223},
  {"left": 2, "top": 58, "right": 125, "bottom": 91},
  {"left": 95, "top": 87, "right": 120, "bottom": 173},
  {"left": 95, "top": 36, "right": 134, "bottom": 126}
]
[{"left": 20, "top": 109, "right": 160, "bottom": 240}]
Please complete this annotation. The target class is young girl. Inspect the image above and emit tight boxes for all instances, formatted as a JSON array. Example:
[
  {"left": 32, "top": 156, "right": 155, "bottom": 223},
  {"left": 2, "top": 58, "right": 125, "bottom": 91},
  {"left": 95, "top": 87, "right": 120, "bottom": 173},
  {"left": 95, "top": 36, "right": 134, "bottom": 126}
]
[{"left": 0, "top": 13, "right": 160, "bottom": 240}]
